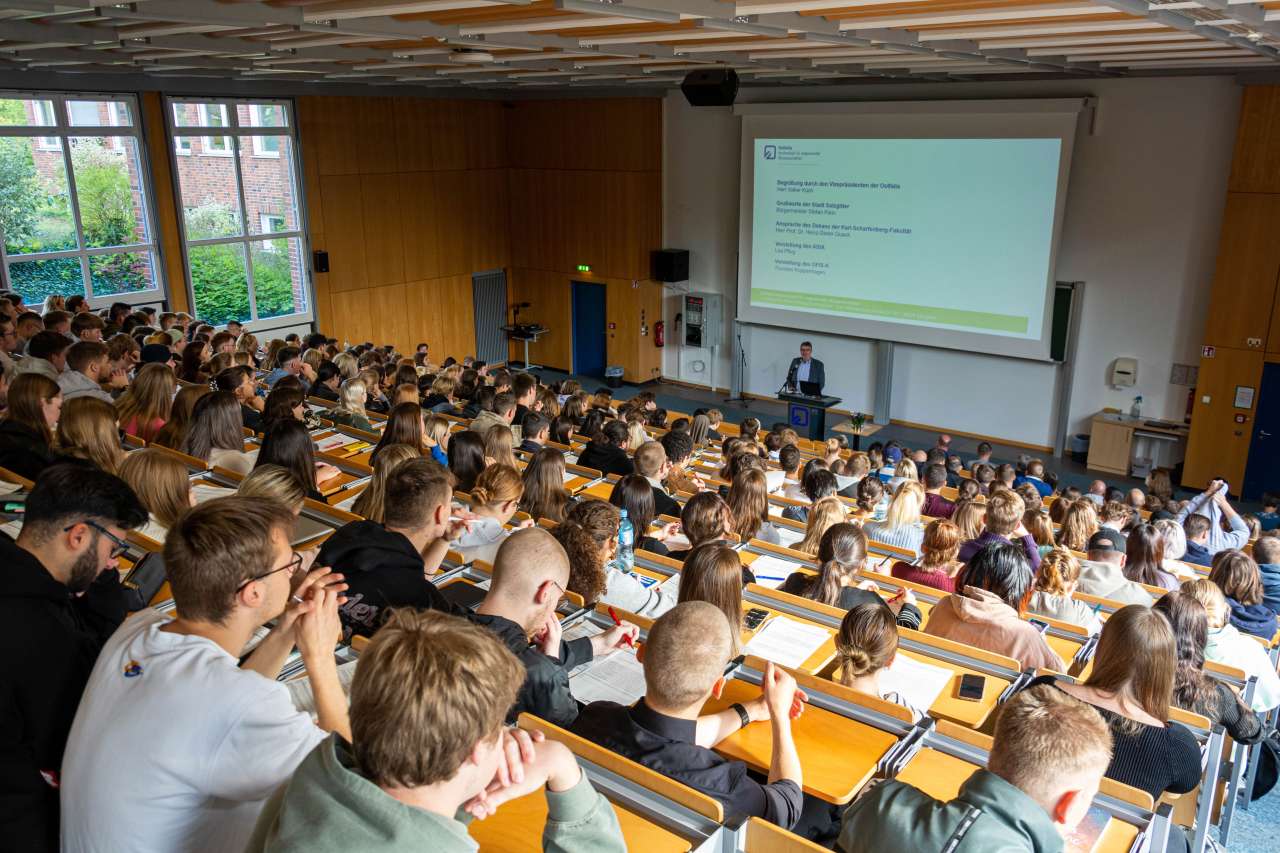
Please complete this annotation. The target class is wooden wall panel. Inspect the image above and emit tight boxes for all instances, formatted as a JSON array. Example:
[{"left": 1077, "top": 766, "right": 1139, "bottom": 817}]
[
  {"left": 507, "top": 99, "right": 661, "bottom": 172},
  {"left": 359, "top": 173, "right": 406, "bottom": 288},
  {"left": 1202, "top": 192, "right": 1280, "bottom": 350},
  {"left": 404, "top": 274, "right": 478, "bottom": 360},
  {"left": 1182, "top": 347, "right": 1265, "bottom": 488},
  {"left": 300, "top": 96, "right": 398, "bottom": 177},
  {"left": 317, "top": 175, "right": 369, "bottom": 294},
  {"left": 1228, "top": 85, "right": 1280, "bottom": 194}
]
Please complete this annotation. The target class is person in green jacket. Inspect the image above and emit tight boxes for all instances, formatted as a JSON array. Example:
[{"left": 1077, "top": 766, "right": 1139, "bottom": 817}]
[
  {"left": 247, "top": 609, "right": 625, "bottom": 853},
  {"left": 837, "top": 684, "right": 1113, "bottom": 853}
]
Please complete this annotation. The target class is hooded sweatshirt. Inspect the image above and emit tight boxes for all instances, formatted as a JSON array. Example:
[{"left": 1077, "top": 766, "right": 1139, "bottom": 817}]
[
  {"left": 56, "top": 370, "right": 113, "bottom": 404},
  {"left": 1226, "top": 597, "right": 1277, "bottom": 640},
  {"left": 315, "top": 520, "right": 460, "bottom": 641},
  {"left": 923, "top": 586, "right": 1065, "bottom": 672},
  {"left": 1076, "top": 558, "right": 1155, "bottom": 606},
  {"left": 246, "top": 735, "right": 624, "bottom": 853}
]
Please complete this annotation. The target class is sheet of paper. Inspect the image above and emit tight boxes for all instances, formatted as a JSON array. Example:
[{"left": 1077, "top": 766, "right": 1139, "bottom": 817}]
[
  {"left": 0, "top": 480, "right": 22, "bottom": 495},
  {"left": 775, "top": 525, "right": 805, "bottom": 548},
  {"left": 315, "top": 434, "right": 351, "bottom": 452},
  {"left": 765, "top": 468, "right": 786, "bottom": 493},
  {"left": 879, "top": 654, "right": 953, "bottom": 712},
  {"left": 747, "top": 554, "right": 800, "bottom": 587},
  {"left": 286, "top": 659, "right": 360, "bottom": 715},
  {"left": 569, "top": 649, "right": 646, "bottom": 706},
  {"left": 191, "top": 484, "right": 234, "bottom": 505},
  {"left": 744, "top": 616, "right": 829, "bottom": 669},
  {"left": 1, "top": 520, "right": 23, "bottom": 539},
  {"left": 562, "top": 470, "right": 578, "bottom": 484},
  {"left": 657, "top": 573, "right": 682, "bottom": 601},
  {"left": 565, "top": 454, "right": 579, "bottom": 465}
]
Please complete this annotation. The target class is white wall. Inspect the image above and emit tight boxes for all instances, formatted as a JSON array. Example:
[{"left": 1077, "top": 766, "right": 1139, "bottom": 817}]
[{"left": 661, "top": 76, "right": 1240, "bottom": 448}]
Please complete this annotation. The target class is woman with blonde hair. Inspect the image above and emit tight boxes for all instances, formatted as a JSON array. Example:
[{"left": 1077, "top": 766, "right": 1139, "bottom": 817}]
[
  {"left": 796, "top": 495, "right": 846, "bottom": 555},
  {"left": 520, "top": 446, "right": 570, "bottom": 523},
  {"left": 1153, "top": 518, "right": 1193, "bottom": 580},
  {"left": 951, "top": 499, "right": 985, "bottom": 542},
  {"left": 1058, "top": 499, "right": 1099, "bottom": 553},
  {"left": 1023, "top": 509, "right": 1056, "bottom": 557},
  {"left": 886, "top": 458, "right": 917, "bottom": 493},
  {"left": 236, "top": 332, "right": 261, "bottom": 365},
  {"left": 117, "top": 362, "right": 176, "bottom": 443},
  {"left": 119, "top": 448, "right": 194, "bottom": 540},
  {"left": 1028, "top": 547, "right": 1103, "bottom": 633},
  {"left": 482, "top": 423, "right": 519, "bottom": 471},
  {"left": 325, "top": 379, "right": 373, "bottom": 433},
  {"left": 238, "top": 463, "right": 306, "bottom": 514},
  {"left": 726, "top": 468, "right": 780, "bottom": 545},
  {"left": 349, "top": 444, "right": 418, "bottom": 523},
  {"left": 453, "top": 463, "right": 528, "bottom": 565},
  {"left": 835, "top": 602, "right": 927, "bottom": 721},
  {"left": 679, "top": 543, "right": 746, "bottom": 654},
  {"left": 56, "top": 396, "right": 124, "bottom": 474},
  {"left": 422, "top": 413, "right": 450, "bottom": 466},
  {"left": 863, "top": 480, "right": 926, "bottom": 554},
  {"left": 892, "top": 518, "right": 963, "bottom": 593},
  {"left": 625, "top": 418, "right": 648, "bottom": 453}
]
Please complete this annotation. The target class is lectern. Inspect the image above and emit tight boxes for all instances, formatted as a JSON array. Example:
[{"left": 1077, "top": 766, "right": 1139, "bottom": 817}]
[{"left": 778, "top": 391, "right": 841, "bottom": 441}]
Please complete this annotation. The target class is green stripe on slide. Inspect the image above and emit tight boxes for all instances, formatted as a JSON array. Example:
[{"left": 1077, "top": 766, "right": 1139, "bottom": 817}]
[{"left": 750, "top": 287, "right": 1029, "bottom": 334}]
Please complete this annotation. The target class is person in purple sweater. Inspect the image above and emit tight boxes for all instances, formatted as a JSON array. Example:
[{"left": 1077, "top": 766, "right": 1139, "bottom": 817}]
[{"left": 957, "top": 488, "right": 1042, "bottom": 572}]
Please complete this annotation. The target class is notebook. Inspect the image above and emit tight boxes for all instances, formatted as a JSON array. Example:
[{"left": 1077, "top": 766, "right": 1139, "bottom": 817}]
[
  {"left": 743, "top": 616, "right": 829, "bottom": 669},
  {"left": 747, "top": 554, "right": 799, "bottom": 589},
  {"left": 285, "top": 659, "right": 360, "bottom": 716},
  {"left": 878, "top": 654, "right": 953, "bottom": 713}
]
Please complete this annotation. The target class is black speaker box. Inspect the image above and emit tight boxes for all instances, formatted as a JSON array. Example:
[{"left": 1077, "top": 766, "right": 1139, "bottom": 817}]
[
  {"left": 652, "top": 249, "right": 689, "bottom": 283},
  {"left": 680, "top": 69, "right": 739, "bottom": 107}
]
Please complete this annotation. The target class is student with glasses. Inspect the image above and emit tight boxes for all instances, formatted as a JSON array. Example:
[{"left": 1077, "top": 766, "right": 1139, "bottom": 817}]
[
  {"left": 60, "top": 497, "right": 351, "bottom": 853},
  {"left": 0, "top": 463, "right": 148, "bottom": 852}
]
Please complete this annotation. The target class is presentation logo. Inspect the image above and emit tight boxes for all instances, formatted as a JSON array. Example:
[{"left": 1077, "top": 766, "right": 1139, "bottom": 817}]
[{"left": 763, "top": 145, "right": 777, "bottom": 160}]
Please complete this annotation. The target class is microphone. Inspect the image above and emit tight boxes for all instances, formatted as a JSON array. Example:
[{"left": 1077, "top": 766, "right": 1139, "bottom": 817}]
[{"left": 785, "top": 360, "right": 797, "bottom": 392}]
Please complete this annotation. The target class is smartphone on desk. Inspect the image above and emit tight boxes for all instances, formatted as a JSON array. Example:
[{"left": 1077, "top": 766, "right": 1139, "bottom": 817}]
[
  {"left": 955, "top": 673, "right": 986, "bottom": 702},
  {"left": 1028, "top": 618, "right": 1050, "bottom": 635},
  {"left": 743, "top": 608, "right": 769, "bottom": 630}
]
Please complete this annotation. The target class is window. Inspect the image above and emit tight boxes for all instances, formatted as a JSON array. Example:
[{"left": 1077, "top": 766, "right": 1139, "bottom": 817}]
[
  {"left": 167, "top": 98, "right": 309, "bottom": 328},
  {"left": 0, "top": 92, "right": 162, "bottom": 307}
]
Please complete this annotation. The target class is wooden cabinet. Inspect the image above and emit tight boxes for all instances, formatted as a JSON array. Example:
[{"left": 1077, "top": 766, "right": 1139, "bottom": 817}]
[
  {"left": 1181, "top": 347, "right": 1265, "bottom": 489},
  {"left": 1086, "top": 418, "right": 1134, "bottom": 476},
  {"left": 1201, "top": 192, "right": 1280, "bottom": 351}
]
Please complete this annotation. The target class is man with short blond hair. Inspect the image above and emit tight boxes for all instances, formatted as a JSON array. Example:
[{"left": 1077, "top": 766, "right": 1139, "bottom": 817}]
[
  {"left": 246, "top": 610, "right": 624, "bottom": 852},
  {"left": 634, "top": 440, "right": 680, "bottom": 518},
  {"left": 838, "top": 684, "right": 1112, "bottom": 851},
  {"left": 957, "top": 488, "right": 1041, "bottom": 570}
]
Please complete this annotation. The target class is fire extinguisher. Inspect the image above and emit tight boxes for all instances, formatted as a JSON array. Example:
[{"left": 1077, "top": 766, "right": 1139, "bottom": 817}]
[{"left": 654, "top": 320, "right": 665, "bottom": 347}]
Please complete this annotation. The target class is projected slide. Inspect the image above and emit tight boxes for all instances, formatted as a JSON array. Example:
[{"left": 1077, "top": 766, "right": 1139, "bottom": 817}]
[{"left": 750, "top": 138, "right": 1062, "bottom": 339}]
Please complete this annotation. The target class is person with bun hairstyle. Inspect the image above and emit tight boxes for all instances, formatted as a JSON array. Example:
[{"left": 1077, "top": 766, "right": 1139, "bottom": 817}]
[
  {"left": 1028, "top": 547, "right": 1103, "bottom": 633},
  {"left": 452, "top": 464, "right": 529, "bottom": 565},
  {"left": 891, "top": 519, "right": 962, "bottom": 593},
  {"left": 834, "top": 602, "right": 926, "bottom": 722}
]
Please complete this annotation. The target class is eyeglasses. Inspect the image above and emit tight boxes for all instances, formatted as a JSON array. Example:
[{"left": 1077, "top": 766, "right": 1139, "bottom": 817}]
[
  {"left": 235, "top": 551, "right": 304, "bottom": 593},
  {"left": 66, "top": 520, "right": 130, "bottom": 559}
]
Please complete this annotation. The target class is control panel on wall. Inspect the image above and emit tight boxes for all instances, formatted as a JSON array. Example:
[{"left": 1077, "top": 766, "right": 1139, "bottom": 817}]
[{"left": 683, "top": 292, "right": 722, "bottom": 348}]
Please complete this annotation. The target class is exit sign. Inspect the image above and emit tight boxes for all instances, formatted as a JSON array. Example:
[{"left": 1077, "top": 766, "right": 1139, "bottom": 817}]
[{"left": 576, "top": 263, "right": 591, "bottom": 273}]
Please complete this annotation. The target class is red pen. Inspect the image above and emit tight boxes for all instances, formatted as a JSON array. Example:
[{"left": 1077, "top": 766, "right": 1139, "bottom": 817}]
[{"left": 606, "top": 606, "right": 635, "bottom": 648}]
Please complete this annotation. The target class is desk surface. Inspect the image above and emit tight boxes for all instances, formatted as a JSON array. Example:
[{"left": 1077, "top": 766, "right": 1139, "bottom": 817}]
[
  {"left": 467, "top": 787, "right": 690, "bottom": 852},
  {"left": 832, "top": 421, "right": 884, "bottom": 438},
  {"left": 1091, "top": 412, "right": 1189, "bottom": 437},
  {"left": 702, "top": 679, "right": 897, "bottom": 805}
]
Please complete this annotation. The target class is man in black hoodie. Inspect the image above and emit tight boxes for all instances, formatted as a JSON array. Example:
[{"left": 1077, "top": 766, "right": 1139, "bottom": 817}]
[
  {"left": 0, "top": 463, "right": 147, "bottom": 852},
  {"left": 317, "top": 458, "right": 467, "bottom": 640}
]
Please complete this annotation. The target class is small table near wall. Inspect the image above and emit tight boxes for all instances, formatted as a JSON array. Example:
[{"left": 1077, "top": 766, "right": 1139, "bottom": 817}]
[
  {"left": 501, "top": 324, "right": 549, "bottom": 372},
  {"left": 832, "top": 419, "right": 884, "bottom": 451},
  {"left": 1086, "top": 411, "right": 1189, "bottom": 477}
]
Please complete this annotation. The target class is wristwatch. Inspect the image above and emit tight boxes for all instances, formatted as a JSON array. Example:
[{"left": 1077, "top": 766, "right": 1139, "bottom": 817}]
[{"left": 730, "top": 702, "right": 751, "bottom": 729}]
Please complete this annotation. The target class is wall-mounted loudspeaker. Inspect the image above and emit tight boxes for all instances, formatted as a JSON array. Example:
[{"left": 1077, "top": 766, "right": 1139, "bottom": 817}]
[
  {"left": 652, "top": 248, "right": 689, "bottom": 283},
  {"left": 681, "top": 69, "right": 739, "bottom": 107}
]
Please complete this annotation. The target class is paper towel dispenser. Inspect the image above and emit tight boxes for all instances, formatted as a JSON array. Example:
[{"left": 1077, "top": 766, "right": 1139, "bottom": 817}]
[{"left": 1110, "top": 358, "right": 1138, "bottom": 388}]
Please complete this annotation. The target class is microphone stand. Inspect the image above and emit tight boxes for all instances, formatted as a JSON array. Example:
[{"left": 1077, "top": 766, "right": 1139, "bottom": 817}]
[{"left": 723, "top": 327, "right": 751, "bottom": 405}]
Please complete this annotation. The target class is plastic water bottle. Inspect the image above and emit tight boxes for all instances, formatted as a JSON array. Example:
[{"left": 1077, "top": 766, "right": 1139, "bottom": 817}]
[
  {"left": 617, "top": 509, "right": 635, "bottom": 573},
  {"left": 1130, "top": 395, "right": 1143, "bottom": 418}
]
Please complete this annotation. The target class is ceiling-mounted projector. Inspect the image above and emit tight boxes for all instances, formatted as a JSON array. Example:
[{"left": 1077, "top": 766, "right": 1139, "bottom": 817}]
[{"left": 449, "top": 48, "right": 494, "bottom": 64}]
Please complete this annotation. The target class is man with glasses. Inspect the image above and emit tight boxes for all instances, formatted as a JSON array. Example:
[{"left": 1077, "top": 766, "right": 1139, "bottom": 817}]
[
  {"left": 472, "top": 527, "right": 638, "bottom": 728},
  {"left": 61, "top": 497, "right": 351, "bottom": 853},
  {"left": 0, "top": 464, "right": 147, "bottom": 852}
]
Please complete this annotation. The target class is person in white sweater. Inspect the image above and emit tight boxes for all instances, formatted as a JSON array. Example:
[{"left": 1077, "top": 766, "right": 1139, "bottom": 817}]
[{"left": 451, "top": 463, "right": 531, "bottom": 566}]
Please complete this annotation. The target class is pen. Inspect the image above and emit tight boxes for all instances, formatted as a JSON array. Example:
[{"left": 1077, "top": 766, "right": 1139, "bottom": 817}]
[{"left": 606, "top": 606, "right": 635, "bottom": 648}]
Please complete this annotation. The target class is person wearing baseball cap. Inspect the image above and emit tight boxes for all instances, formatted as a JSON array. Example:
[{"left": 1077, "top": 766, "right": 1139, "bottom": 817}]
[{"left": 1076, "top": 528, "right": 1153, "bottom": 606}]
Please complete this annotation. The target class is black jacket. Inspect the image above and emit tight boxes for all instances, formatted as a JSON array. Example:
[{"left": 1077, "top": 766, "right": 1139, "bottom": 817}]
[
  {"left": 519, "top": 439, "right": 544, "bottom": 454},
  {"left": 575, "top": 442, "right": 634, "bottom": 477},
  {"left": 0, "top": 535, "right": 127, "bottom": 852},
  {"left": 311, "top": 383, "right": 339, "bottom": 403},
  {"left": 650, "top": 483, "right": 681, "bottom": 519},
  {"left": 241, "top": 403, "right": 263, "bottom": 434},
  {"left": 777, "top": 575, "right": 923, "bottom": 630},
  {"left": 0, "top": 421, "right": 57, "bottom": 482},
  {"left": 316, "top": 521, "right": 459, "bottom": 641},
  {"left": 469, "top": 612, "right": 593, "bottom": 728}
]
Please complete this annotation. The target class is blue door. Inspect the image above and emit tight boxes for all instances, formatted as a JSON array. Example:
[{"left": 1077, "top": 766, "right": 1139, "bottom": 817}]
[
  {"left": 571, "top": 281, "right": 606, "bottom": 378},
  {"left": 1243, "top": 362, "right": 1280, "bottom": 500}
]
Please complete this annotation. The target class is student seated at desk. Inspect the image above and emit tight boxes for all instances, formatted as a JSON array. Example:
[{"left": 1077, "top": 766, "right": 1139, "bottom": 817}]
[
  {"left": 679, "top": 544, "right": 750, "bottom": 656},
  {"left": 1254, "top": 536, "right": 1280, "bottom": 619},
  {"left": 779, "top": 524, "right": 922, "bottom": 629},
  {"left": 609, "top": 474, "right": 681, "bottom": 556},
  {"left": 891, "top": 519, "right": 962, "bottom": 594},
  {"left": 571, "top": 602, "right": 808, "bottom": 832},
  {"left": 472, "top": 528, "right": 636, "bottom": 727},
  {"left": 728, "top": 469, "right": 782, "bottom": 545},
  {"left": 1023, "top": 606, "right": 1201, "bottom": 802},
  {"left": 370, "top": 402, "right": 427, "bottom": 465},
  {"left": 521, "top": 447, "right": 571, "bottom": 524},
  {"left": 1152, "top": 591, "right": 1263, "bottom": 747},
  {"left": 519, "top": 410, "right": 549, "bottom": 454},
  {"left": 666, "top": 492, "right": 741, "bottom": 570},
  {"left": 925, "top": 541, "right": 1065, "bottom": 673},
  {"left": 56, "top": 396, "right": 125, "bottom": 475},
  {"left": 247, "top": 609, "right": 623, "bottom": 853},
  {"left": 863, "top": 481, "right": 926, "bottom": 555},
  {"left": 317, "top": 458, "right": 465, "bottom": 640},
  {"left": 1123, "top": 523, "right": 1179, "bottom": 592},
  {"left": 1077, "top": 529, "right": 1155, "bottom": 606},
  {"left": 349, "top": 444, "right": 419, "bottom": 523},
  {"left": 60, "top": 497, "right": 351, "bottom": 853},
  {"left": 556, "top": 499, "right": 674, "bottom": 618},
  {"left": 1176, "top": 480, "right": 1250, "bottom": 564},
  {"left": 1209, "top": 549, "right": 1276, "bottom": 640},
  {"left": 835, "top": 603, "right": 927, "bottom": 722},
  {"left": 660, "top": 428, "right": 705, "bottom": 495},
  {"left": 0, "top": 465, "right": 146, "bottom": 852},
  {"left": 775, "top": 444, "right": 804, "bottom": 496},
  {"left": 452, "top": 464, "right": 529, "bottom": 566},
  {"left": 183, "top": 390, "right": 255, "bottom": 475},
  {"left": 575, "top": 420, "right": 633, "bottom": 478},
  {"left": 957, "top": 488, "right": 1041, "bottom": 572},
  {"left": 1027, "top": 548, "right": 1104, "bottom": 634},
  {"left": 634, "top": 440, "right": 681, "bottom": 519},
  {"left": 1183, "top": 579, "right": 1280, "bottom": 712},
  {"left": 837, "top": 685, "right": 1112, "bottom": 853},
  {"left": 256, "top": 420, "right": 341, "bottom": 502},
  {"left": 482, "top": 422, "right": 519, "bottom": 471},
  {"left": 118, "top": 448, "right": 195, "bottom": 542},
  {"left": 852, "top": 475, "right": 886, "bottom": 524},
  {"left": 796, "top": 496, "right": 846, "bottom": 556},
  {"left": 782, "top": 468, "right": 838, "bottom": 524},
  {"left": 324, "top": 378, "right": 374, "bottom": 433}
]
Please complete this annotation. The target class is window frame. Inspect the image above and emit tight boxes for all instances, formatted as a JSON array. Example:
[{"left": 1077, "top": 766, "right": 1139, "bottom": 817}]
[
  {"left": 0, "top": 90, "right": 165, "bottom": 309},
  {"left": 165, "top": 96, "right": 313, "bottom": 329}
]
